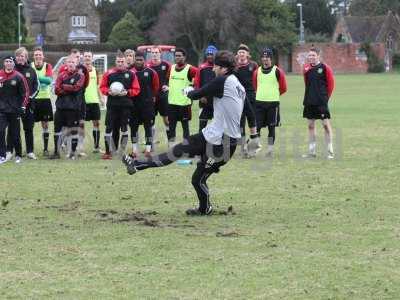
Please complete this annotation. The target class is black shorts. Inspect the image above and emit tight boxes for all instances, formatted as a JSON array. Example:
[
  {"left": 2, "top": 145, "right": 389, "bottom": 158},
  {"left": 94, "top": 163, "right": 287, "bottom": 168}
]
[
  {"left": 155, "top": 91, "right": 168, "bottom": 117},
  {"left": 168, "top": 104, "right": 192, "bottom": 121},
  {"left": 241, "top": 96, "right": 257, "bottom": 128},
  {"left": 255, "top": 101, "right": 281, "bottom": 127},
  {"left": 85, "top": 103, "right": 101, "bottom": 121},
  {"left": 80, "top": 99, "right": 86, "bottom": 120},
  {"left": 303, "top": 105, "right": 331, "bottom": 120},
  {"left": 131, "top": 100, "right": 155, "bottom": 124},
  {"left": 199, "top": 106, "right": 213, "bottom": 121},
  {"left": 34, "top": 99, "right": 53, "bottom": 122},
  {"left": 174, "top": 132, "right": 238, "bottom": 174},
  {"left": 54, "top": 109, "right": 80, "bottom": 132}
]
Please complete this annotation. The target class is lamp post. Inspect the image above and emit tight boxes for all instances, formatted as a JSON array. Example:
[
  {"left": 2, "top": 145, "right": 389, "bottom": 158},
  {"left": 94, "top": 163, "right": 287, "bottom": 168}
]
[
  {"left": 297, "top": 3, "right": 305, "bottom": 44},
  {"left": 18, "top": 2, "right": 23, "bottom": 47}
]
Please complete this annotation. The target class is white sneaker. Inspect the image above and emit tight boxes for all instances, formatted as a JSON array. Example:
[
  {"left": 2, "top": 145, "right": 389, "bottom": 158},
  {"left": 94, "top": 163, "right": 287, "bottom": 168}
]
[
  {"left": 265, "top": 150, "right": 274, "bottom": 158},
  {"left": 5, "top": 152, "right": 12, "bottom": 161},
  {"left": 61, "top": 142, "right": 67, "bottom": 153},
  {"left": 15, "top": 156, "right": 22, "bottom": 164},
  {"left": 27, "top": 152, "right": 37, "bottom": 160},
  {"left": 302, "top": 152, "right": 317, "bottom": 158},
  {"left": 0, "top": 157, "right": 7, "bottom": 164},
  {"left": 93, "top": 147, "right": 104, "bottom": 154},
  {"left": 327, "top": 151, "right": 334, "bottom": 160},
  {"left": 78, "top": 152, "right": 87, "bottom": 157},
  {"left": 247, "top": 139, "right": 262, "bottom": 157}
]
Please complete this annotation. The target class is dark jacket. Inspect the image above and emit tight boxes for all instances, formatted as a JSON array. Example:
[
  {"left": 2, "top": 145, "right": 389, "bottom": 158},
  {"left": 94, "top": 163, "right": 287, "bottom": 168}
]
[
  {"left": 15, "top": 62, "right": 39, "bottom": 101},
  {"left": 303, "top": 63, "right": 335, "bottom": 106},
  {"left": 0, "top": 69, "right": 29, "bottom": 114},
  {"left": 55, "top": 69, "right": 86, "bottom": 111}
]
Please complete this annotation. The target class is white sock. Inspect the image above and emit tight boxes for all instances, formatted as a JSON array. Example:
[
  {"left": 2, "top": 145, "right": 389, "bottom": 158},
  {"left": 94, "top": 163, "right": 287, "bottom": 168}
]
[
  {"left": 327, "top": 142, "right": 333, "bottom": 153},
  {"left": 309, "top": 142, "right": 316, "bottom": 154},
  {"left": 78, "top": 136, "right": 84, "bottom": 151},
  {"left": 145, "top": 145, "right": 152, "bottom": 152},
  {"left": 132, "top": 143, "right": 138, "bottom": 153}
]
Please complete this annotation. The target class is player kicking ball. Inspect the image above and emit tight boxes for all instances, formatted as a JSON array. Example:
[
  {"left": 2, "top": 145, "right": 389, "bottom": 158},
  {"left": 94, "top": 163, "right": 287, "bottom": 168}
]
[{"left": 122, "top": 51, "right": 245, "bottom": 216}]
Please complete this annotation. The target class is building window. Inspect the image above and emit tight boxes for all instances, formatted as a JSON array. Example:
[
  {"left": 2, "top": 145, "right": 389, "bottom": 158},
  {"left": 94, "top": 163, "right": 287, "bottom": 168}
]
[
  {"left": 336, "top": 33, "right": 348, "bottom": 43},
  {"left": 72, "top": 16, "right": 87, "bottom": 28},
  {"left": 386, "top": 33, "right": 394, "bottom": 52}
]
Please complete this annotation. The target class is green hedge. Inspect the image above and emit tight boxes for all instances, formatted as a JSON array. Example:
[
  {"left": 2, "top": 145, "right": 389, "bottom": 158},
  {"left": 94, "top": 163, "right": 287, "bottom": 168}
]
[{"left": 392, "top": 52, "right": 400, "bottom": 72}]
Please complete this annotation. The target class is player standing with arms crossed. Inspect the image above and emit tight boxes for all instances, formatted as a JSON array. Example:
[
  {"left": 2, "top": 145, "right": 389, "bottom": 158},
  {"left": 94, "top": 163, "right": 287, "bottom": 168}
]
[
  {"left": 31, "top": 47, "right": 53, "bottom": 156},
  {"left": 49, "top": 56, "right": 86, "bottom": 160}
]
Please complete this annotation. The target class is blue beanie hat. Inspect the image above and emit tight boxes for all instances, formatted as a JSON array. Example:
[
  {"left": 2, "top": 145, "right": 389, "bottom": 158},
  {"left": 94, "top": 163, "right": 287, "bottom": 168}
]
[{"left": 205, "top": 45, "right": 218, "bottom": 55}]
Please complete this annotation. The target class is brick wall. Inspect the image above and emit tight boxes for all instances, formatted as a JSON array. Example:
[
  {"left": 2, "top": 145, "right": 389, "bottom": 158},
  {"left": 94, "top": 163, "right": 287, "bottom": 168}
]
[{"left": 292, "top": 43, "right": 386, "bottom": 73}]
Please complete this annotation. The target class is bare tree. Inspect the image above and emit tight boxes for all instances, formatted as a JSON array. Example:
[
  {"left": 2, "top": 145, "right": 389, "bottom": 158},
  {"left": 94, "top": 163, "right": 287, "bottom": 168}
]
[{"left": 150, "top": 0, "right": 255, "bottom": 61}]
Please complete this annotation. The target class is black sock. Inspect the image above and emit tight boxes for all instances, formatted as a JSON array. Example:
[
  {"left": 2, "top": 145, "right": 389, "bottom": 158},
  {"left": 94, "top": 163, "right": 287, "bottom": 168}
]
[
  {"left": 25, "top": 129, "right": 34, "bottom": 153},
  {"left": 43, "top": 132, "right": 49, "bottom": 151},
  {"left": 54, "top": 135, "right": 60, "bottom": 154},
  {"left": 93, "top": 129, "right": 100, "bottom": 148},
  {"left": 71, "top": 136, "right": 78, "bottom": 153},
  {"left": 105, "top": 134, "right": 111, "bottom": 154}
]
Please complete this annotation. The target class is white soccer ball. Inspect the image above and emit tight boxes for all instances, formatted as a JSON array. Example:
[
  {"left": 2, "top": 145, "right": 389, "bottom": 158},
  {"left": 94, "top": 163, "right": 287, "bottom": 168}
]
[{"left": 110, "top": 81, "right": 125, "bottom": 95}]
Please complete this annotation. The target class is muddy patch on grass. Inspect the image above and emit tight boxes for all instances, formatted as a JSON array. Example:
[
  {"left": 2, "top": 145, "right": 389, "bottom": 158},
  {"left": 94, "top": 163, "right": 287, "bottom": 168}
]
[
  {"left": 215, "top": 205, "right": 237, "bottom": 216},
  {"left": 117, "top": 211, "right": 160, "bottom": 227},
  {"left": 94, "top": 209, "right": 118, "bottom": 218},
  {"left": 43, "top": 201, "right": 81, "bottom": 212},
  {"left": 95, "top": 210, "right": 161, "bottom": 227},
  {"left": 94, "top": 209, "right": 199, "bottom": 229},
  {"left": 216, "top": 230, "right": 240, "bottom": 238}
]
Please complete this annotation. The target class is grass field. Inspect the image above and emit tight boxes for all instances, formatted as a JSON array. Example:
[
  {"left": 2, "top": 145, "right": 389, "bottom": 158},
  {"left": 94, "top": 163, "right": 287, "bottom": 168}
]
[{"left": 1, "top": 74, "right": 399, "bottom": 299}]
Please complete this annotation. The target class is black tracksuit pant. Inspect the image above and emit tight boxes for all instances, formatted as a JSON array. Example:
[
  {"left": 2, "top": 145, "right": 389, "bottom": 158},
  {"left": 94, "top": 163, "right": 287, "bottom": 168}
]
[
  {"left": 133, "top": 133, "right": 237, "bottom": 212},
  {"left": 0, "top": 112, "right": 22, "bottom": 157}
]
